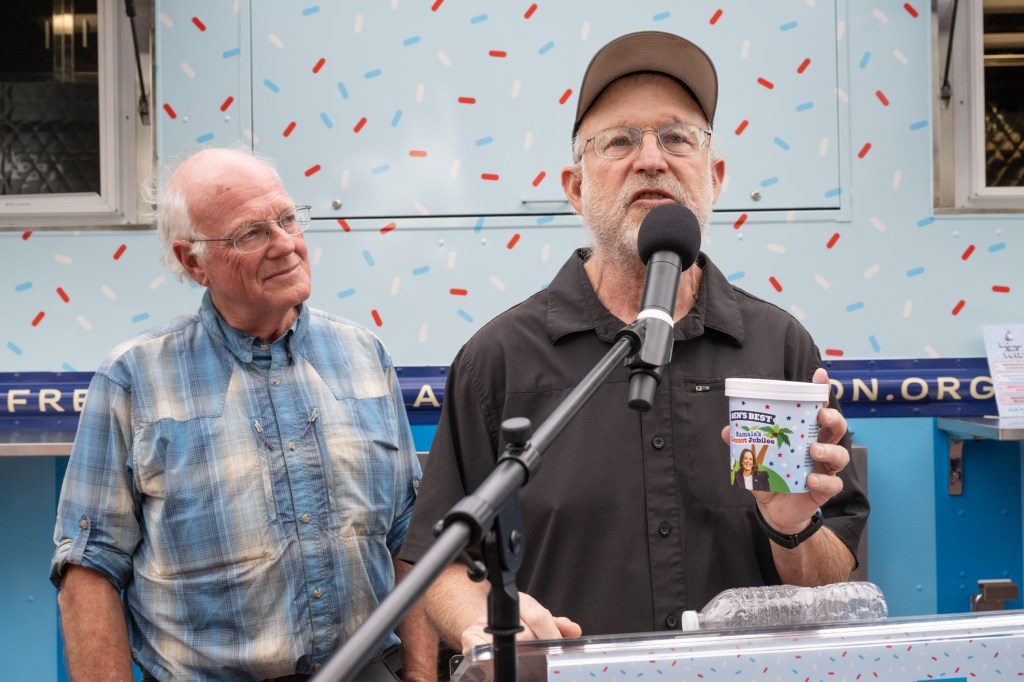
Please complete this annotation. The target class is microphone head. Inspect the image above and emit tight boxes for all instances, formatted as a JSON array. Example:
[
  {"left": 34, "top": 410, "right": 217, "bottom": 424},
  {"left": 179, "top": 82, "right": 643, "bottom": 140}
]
[{"left": 636, "top": 203, "right": 702, "bottom": 268}]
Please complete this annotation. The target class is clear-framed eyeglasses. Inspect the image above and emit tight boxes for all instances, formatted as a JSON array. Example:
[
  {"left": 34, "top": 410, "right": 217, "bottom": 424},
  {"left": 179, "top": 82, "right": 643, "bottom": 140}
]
[
  {"left": 188, "top": 205, "right": 312, "bottom": 254},
  {"left": 579, "top": 123, "right": 712, "bottom": 160}
]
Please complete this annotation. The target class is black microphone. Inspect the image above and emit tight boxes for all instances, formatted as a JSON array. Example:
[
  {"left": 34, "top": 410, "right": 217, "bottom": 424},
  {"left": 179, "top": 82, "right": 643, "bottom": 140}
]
[{"left": 627, "top": 203, "right": 702, "bottom": 412}]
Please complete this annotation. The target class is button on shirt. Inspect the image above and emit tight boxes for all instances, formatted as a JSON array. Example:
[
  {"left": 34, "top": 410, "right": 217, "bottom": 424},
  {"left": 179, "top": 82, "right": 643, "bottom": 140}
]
[
  {"left": 400, "top": 249, "right": 868, "bottom": 637},
  {"left": 51, "top": 293, "right": 420, "bottom": 681}
]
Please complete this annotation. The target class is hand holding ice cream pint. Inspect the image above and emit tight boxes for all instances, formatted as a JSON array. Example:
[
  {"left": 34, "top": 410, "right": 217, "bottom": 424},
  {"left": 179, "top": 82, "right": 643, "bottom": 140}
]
[{"left": 725, "top": 378, "right": 831, "bottom": 493}]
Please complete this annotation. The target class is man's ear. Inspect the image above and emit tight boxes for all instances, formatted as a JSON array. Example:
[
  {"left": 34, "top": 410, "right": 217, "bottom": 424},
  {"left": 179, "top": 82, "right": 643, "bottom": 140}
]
[
  {"left": 710, "top": 155, "right": 726, "bottom": 203},
  {"left": 172, "top": 241, "right": 209, "bottom": 286},
  {"left": 561, "top": 163, "right": 584, "bottom": 215}
]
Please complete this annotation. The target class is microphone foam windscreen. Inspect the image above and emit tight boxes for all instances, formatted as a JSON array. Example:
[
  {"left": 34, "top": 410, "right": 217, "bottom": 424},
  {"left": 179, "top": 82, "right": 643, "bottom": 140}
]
[{"left": 636, "top": 203, "right": 702, "bottom": 268}]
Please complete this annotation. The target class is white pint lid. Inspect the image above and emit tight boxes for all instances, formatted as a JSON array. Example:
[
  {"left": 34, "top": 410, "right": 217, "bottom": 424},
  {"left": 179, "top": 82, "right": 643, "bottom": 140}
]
[
  {"left": 680, "top": 610, "right": 700, "bottom": 632},
  {"left": 724, "top": 377, "right": 829, "bottom": 402}
]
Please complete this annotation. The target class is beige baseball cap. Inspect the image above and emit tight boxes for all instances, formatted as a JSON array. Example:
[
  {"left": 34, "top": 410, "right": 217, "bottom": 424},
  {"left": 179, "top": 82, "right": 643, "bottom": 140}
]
[{"left": 573, "top": 31, "right": 719, "bottom": 137}]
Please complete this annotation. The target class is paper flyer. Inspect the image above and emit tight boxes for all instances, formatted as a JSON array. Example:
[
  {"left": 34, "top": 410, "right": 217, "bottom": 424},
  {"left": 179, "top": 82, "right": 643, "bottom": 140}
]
[{"left": 982, "top": 324, "right": 1024, "bottom": 419}]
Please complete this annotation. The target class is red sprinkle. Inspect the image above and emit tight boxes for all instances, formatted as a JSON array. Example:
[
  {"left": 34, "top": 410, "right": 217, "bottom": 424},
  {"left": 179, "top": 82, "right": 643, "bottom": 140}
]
[
  {"left": 371, "top": 310, "right": 383, "bottom": 326},
  {"left": 489, "top": 50, "right": 507, "bottom": 58},
  {"left": 162, "top": 103, "right": 177, "bottom": 119},
  {"left": 757, "top": 77, "right": 775, "bottom": 89},
  {"left": 113, "top": 244, "right": 127, "bottom": 260},
  {"left": 430, "top": 0, "right": 444, "bottom": 10},
  {"left": 532, "top": 171, "right": 546, "bottom": 187},
  {"left": 312, "top": 57, "right": 326, "bottom": 74},
  {"left": 220, "top": 96, "right": 234, "bottom": 112},
  {"left": 354, "top": 117, "right": 367, "bottom": 133},
  {"left": 735, "top": 119, "right": 749, "bottom": 135},
  {"left": 524, "top": 3, "right": 538, "bottom": 19},
  {"left": 826, "top": 233, "right": 840, "bottom": 249},
  {"left": 993, "top": 285, "right": 1010, "bottom": 293},
  {"left": 457, "top": 97, "right": 476, "bottom": 104},
  {"left": 481, "top": 173, "right": 500, "bottom": 181},
  {"left": 32, "top": 311, "right": 45, "bottom": 327},
  {"left": 962, "top": 245, "right": 975, "bottom": 260},
  {"left": 710, "top": 9, "right": 723, "bottom": 25},
  {"left": 507, "top": 233, "right": 521, "bottom": 249},
  {"left": 337, "top": 219, "right": 351, "bottom": 232},
  {"left": 825, "top": 349, "right": 845, "bottom": 357},
  {"left": 450, "top": 288, "right": 468, "bottom": 296},
  {"left": 192, "top": 17, "right": 206, "bottom": 31},
  {"left": 559, "top": 89, "right": 573, "bottom": 105},
  {"left": 21, "top": 231, "right": 32, "bottom": 240},
  {"left": 57, "top": 287, "right": 70, "bottom": 303},
  {"left": 857, "top": 143, "right": 872, "bottom": 158},
  {"left": 304, "top": 164, "right": 321, "bottom": 177},
  {"left": 409, "top": 150, "right": 428, "bottom": 157},
  {"left": 952, "top": 300, "right": 966, "bottom": 315},
  {"left": 875, "top": 90, "right": 890, "bottom": 106},
  {"left": 797, "top": 58, "right": 811, "bottom": 74},
  {"left": 769, "top": 276, "right": 783, "bottom": 292},
  {"left": 904, "top": 3, "right": 919, "bottom": 18},
  {"left": 733, "top": 213, "right": 747, "bottom": 230},
  {"left": 380, "top": 222, "right": 396, "bottom": 235},
  {"left": 283, "top": 121, "right": 297, "bottom": 137}
]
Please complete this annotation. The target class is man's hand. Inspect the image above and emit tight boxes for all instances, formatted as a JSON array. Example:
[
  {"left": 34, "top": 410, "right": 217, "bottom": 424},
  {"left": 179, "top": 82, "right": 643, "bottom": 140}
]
[
  {"left": 721, "top": 367, "right": 849, "bottom": 535},
  {"left": 460, "top": 591, "right": 582, "bottom": 655}
]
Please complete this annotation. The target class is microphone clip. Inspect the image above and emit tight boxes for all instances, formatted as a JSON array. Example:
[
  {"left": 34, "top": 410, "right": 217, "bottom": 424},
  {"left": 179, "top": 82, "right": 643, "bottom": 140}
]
[{"left": 616, "top": 317, "right": 673, "bottom": 413}]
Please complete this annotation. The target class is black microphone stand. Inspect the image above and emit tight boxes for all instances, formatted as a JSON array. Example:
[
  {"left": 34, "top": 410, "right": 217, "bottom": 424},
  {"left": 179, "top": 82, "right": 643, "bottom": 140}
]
[{"left": 312, "top": 321, "right": 656, "bottom": 682}]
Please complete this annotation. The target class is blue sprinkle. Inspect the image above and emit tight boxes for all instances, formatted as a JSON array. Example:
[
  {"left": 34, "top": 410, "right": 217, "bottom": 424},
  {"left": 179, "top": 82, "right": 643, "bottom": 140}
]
[
  {"left": 412, "top": 266, "right": 430, "bottom": 276},
  {"left": 391, "top": 110, "right": 403, "bottom": 127},
  {"left": 761, "top": 177, "right": 779, "bottom": 187},
  {"left": 403, "top": 36, "right": 421, "bottom": 46},
  {"left": 859, "top": 52, "right": 871, "bottom": 69},
  {"left": 132, "top": 313, "right": 150, "bottom": 323},
  {"left": 457, "top": 310, "right": 474, "bottom": 323},
  {"left": 780, "top": 20, "right": 798, "bottom": 31},
  {"left": 906, "top": 266, "right": 925, "bottom": 277},
  {"left": 264, "top": 79, "right": 280, "bottom": 93},
  {"left": 846, "top": 301, "right": 865, "bottom": 312},
  {"left": 14, "top": 282, "right": 32, "bottom": 292},
  {"left": 909, "top": 120, "right": 928, "bottom": 131},
  {"left": 371, "top": 165, "right": 390, "bottom": 175},
  {"left": 825, "top": 187, "right": 842, "bottom": 198},
  {"left": 773, "top": 137, "right": 790, "bottom": 150},
  {"left": 539, "top": 41, "right": 555, "bottom": 55},
  {"left": 474, "top": 217, "right": 485, "bottom": 233},
  {"left": 475, "top": 136, "right": 494, "bottom": 147},
  {"left": 470, "top": 14, "right": 488, "bottom": 24},
  {"left": 196, "top": 133, "right": 215, "bottom": 143},
  {"left": 320, "top": 112, "right": 333, "bottom": 128},
  {"left": 795, "top": 101, "right": 814, "bottom": 112},
  {"left": 337, "top": 82, "right": 349, "bottom": 99},
  {"left": 362, "top": 250, "right": 375, "bottom": 266},
  {"left": 536, "top": 215, "right": 554, "bottom": 225},
  {"left": 7, "top": 342, "right": 23, "bottom": 355},
  {"left": 653, "top": 11, "right": 671, "bottom": 21},
  {"left": 916, "top": 216, "right": 935, "bottom": 227},
  {"left": 302, "top": 6, "right": 320, "bottom": 16},
  {"left": 62, "top": 362, "right": 76, "bottom": 372},
  {"left": 989, "top": 242, "right": 1006, "bottom": 252},
  {"left": 337, "top": 288, "right": 356, "bottom": 299},
  {"left": 222, "top": 48, "right": 240, "bottom": 59},
  {"left": 727, "top": 271, "right": 746, "bottom": 282},
  {"left": 364, "top": 68, "right": 382, "bottom": 79},
  {"left": 869, "top": 335, "right": 881, "bottom": 352}
]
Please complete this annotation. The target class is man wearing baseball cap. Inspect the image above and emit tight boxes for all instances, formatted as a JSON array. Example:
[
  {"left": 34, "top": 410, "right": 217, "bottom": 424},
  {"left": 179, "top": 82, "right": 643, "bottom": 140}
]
[{"left": 400, "top": 31, "right": 868, "bottom": 660}]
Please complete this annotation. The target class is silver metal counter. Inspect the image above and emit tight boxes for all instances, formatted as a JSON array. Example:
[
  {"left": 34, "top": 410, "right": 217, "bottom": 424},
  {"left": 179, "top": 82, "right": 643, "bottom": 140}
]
[{"left": 0, "top": 430, "right": 75, "bottom": 457}]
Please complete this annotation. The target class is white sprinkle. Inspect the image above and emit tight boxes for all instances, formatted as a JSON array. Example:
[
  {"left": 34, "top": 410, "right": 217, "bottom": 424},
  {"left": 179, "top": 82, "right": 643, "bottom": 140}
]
[
  {"left": 148, "top": 275, "right": 165, "bottom": 290},
  {"left": 414, "top": 201, "right": 429, "bottom": 216},
  {"left": 580, "top": 22, "right": 590, "bottom": 40},
  {"left": 869, "top": 216, "right": 886, "bottom": 232},
  {"left": 873, "top": 8, "right": 889, "bottom": 24},
  {"left": 100, "top": 285, "right": 117, "bottom": 300},
  {"left": 312, "top": 246, "right": 323, "bottom": 266},
  {"left": 437, "top": 51, "right": 453, "bottom": 67},
  {"left": 819, "top": 137, "right": 830, "bottom": 156},
  {"left": 741, "top": 40, "right": 750, "bottom": 59},
  {"left": 76, "top": 315, "right": 92, "bottom": 331},
  {"left": 814, "top": 274, "right": 831, "bottom": 289},
  {"left": 836, "top": 20, "right": 846, "bottom": 40},
  {"left": 159, "top": 13, "right": 174, "bottom": 28},
  {"left": 489, "top": 276, "right": 506, "bottom": 292},
  {"left": 450, "top": 160, "right": 460, "bottom": 178},
  {"left": 341, "top": 169, "right": 350, "bottom": 189},
  {"left": 834, "top": 87, "right": 849, "bottom": 103},
  {"left": 268, "top": 34, "right": 284, "bottom": 49},
  {"left": 863, "top": 264, "right": 880, "bottom": 279},
  {"left": 893, "top": 49, "right": 908, "bottom": 65},
  {"left": 924, "top": 345, "right": 940, "bottom": 358},
  {"left": 512, "top": 80, "right": 522, "bottom": 98},
  {"left": 447, "top": 251, "right": 457, "bottom": 269},
  {"left": 418, "top": 324, "right": 429, "bottom": 343},
  {"left": 354, "top": 14, "right": 364, "bottom": 33},
  {"left": 54, "top": 254, "right": 73, "bottom": 265},
  {"left": 786, "top": 210, "right": 796, "bottom": 224},
  {"left": 541, "top": 243, "right": 551, "bottom": 263},
  {"left": 415, "top": 84, "right": 426, "bottom": 102},
  {"left": 767, "top": 243, "right": 786, "bottom": 254},
  {"left": 391, "top": 277, "right": 401, "bottom": 295},
  {"left": 892, "top": 170, "right": 902, "bottom": 189},
  {"left": 180, "top": 63, "right": 196, "bottom": 78},
  {"left": 903, "top": 299, "right": 913, "bottom": 318},
  {"left": 524, "top": 131, "right": 533, "bottom": 151},
  {"left": 789, "top": 305, "right": 806, "bottom": 321}
]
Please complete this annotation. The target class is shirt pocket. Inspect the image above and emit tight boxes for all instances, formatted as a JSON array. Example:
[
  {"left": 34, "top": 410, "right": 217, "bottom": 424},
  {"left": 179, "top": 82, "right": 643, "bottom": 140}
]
[
  {"left": 132, "top": 416, "right": 275, "bottom": 577},
  {"left": 676, "top": 379, "right": 753, "bottom": 511},
  {"left": 309, "top": 394, "right": 401, "bottom": 539}
]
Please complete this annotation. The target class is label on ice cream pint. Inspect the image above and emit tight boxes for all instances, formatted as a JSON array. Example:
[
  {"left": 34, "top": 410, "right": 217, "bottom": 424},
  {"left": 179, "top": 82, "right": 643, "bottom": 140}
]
[{"left": 725, "top": 378, "right": 830, "bottom": 493}]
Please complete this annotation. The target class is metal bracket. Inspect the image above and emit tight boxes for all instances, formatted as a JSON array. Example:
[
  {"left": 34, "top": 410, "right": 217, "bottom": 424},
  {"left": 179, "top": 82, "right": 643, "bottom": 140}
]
[
  {"left": 971, "top": 579, "right": 1019, "bottom": 612},
  {"left": 948, "top": 438, "right": 963, "bottom": 496}
]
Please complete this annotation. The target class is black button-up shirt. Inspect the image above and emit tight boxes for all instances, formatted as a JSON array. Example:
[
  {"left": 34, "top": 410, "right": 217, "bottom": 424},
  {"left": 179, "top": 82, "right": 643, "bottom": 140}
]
[{"left": 401, "top": 249, "right": 869, "bottom": 636}]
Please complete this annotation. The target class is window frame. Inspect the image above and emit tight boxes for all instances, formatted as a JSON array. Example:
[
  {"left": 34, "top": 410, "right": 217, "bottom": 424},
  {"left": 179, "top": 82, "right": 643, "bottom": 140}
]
[
  {"left": 0, "top": 0, "right": 153, "bottom": 230},
  {"left": 934, "top": 0, "right": 1024, "bottom": 213}
]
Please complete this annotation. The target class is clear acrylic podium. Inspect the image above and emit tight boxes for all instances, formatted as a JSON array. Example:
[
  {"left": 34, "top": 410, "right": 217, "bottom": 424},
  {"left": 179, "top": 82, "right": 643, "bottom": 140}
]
[{"left": 451, "top": 610, "right": 1024, "bottom": 682}]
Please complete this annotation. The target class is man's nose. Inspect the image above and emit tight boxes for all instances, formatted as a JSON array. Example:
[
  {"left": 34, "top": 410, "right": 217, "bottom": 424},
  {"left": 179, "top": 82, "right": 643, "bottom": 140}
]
[{"left": 633, "top": 130, "right": 669, "bottom": 170}]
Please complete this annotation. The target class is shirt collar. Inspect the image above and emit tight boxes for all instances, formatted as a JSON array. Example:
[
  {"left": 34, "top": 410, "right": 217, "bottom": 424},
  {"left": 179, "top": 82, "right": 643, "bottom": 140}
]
[
  {"left": 198, "top": 290, "right": 309, "bottom": 363},
  {"left": 544, "top": 248, "right": 746, "bottom": 346}
]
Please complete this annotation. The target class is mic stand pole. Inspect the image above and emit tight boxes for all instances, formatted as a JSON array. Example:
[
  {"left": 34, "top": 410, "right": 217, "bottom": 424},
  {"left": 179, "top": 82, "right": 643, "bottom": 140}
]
[{"left": 312, "top": 324, "right": 650, "bottom": 682}]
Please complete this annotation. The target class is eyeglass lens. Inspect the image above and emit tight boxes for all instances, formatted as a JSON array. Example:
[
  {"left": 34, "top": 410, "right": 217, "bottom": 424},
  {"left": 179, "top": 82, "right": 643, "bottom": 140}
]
[{"left": 594, "top": 124, "right": 707, "bottom": 158}]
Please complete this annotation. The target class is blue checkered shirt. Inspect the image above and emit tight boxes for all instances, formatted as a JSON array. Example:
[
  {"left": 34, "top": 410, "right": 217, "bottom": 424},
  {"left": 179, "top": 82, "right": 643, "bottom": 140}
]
[{"left": 51, "top": 293, "right": 421, "bottom": 681}]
